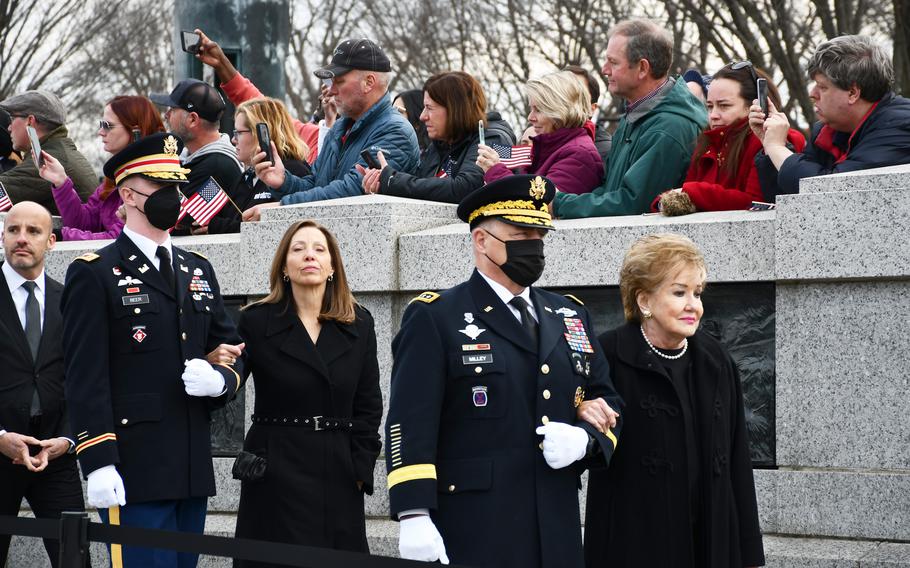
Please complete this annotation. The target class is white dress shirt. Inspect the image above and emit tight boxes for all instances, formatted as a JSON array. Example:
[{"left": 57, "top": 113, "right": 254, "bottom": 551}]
[
  {"left": 477, "top": 269, "right": 538, "bottom": 323},
  {"left": 122, "top": 226, "right": 173, "bottom": 270},
  {"left": 2, "top": 260, "right": 46, "bottom": 332}
]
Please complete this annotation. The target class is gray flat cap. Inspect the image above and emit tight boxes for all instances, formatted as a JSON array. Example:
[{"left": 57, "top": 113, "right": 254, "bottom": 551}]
[{"left": 0, "top": 90, "right": 67, "bottom": 126}]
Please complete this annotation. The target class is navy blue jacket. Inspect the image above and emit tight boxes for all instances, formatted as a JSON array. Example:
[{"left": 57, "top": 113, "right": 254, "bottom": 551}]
[
  {"left": 756, "top": 92, "right": 910, "bottom": 200},
  {"left": 386, "top": 270, "right": 623, "bottom": 568},
  {"left": 274, "top": 94, "right": 419, "bottom": 204},
  {"left": 61, "top": 235, "right": 243, "bottom": 503}
]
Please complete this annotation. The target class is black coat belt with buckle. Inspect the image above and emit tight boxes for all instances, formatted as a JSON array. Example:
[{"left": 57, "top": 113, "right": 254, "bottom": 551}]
[{"left": 251, "top": 415, "right": 352, "bottom": 431}]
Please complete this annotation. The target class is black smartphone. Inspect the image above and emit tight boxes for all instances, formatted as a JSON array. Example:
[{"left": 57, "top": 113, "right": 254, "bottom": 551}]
[
  {"left": 756, "top": 78, "right": 769, "bottom": 117},
  {"left": 181, "top": 30, "right": 201, "bottom": 55},
  {"left": 360, "top": 149, "right": 381, "bottom": 169},
  {"left": 255, "top": 123, "right": 274, "bottom": 165}
]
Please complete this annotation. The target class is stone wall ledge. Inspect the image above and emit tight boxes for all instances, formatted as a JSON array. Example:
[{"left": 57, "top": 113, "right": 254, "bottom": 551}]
[
  {"left": 399, "top": 209, "right": 777, "bottom": 290},
  {"left": 799, "top": 163, "right": 910, "bottom": 194}
]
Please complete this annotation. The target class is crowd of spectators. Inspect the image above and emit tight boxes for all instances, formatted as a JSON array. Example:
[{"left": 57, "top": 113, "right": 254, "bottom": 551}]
[{"left": 0, "top": 20, "right": 907, "bottom": 238}]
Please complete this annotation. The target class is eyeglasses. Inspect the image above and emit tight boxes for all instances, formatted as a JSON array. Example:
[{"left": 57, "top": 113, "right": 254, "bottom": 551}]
[
  {"left": 99, "top": 120, "right": 122, "bottom": 132},
  {"left": 231, "top": 129, "right": 251, "bottom": 139},
  {"left": 730, "top": 60, "right": 758, "bottom": 84}
]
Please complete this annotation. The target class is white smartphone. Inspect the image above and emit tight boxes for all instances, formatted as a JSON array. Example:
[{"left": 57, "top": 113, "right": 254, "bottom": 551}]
[
  {"left": 26, "top": 126, "right": 43, "bottom": 168},
  {"left": 478, "top": 120, "right": 485, "bottom": 146}
]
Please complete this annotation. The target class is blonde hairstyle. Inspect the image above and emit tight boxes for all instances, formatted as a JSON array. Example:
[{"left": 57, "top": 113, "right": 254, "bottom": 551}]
[
  {"left": 525, "top": 70, "right": 591, "bottom": 130},
  {"left": 246, "top": 220, "right": 356, "bottom": 324},
  {"left": 235, "top": 97, "right": 309, "bottom": 163},
  {"left": 619, "top": 233, "right": 707, "bottom": 322}
]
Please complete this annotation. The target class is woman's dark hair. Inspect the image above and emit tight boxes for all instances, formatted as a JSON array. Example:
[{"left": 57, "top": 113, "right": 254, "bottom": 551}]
[
  {"left": 422, "top": 71, "right": 487, "bottom": 144},
  {"left": 694, "top": 64, "right": 782, "bottom": 179},
  {"left": 393, "top": 89, "right": 430, "bottom": 150},
  {"left": 103, "top": 96, "right": 165, "bottom": 199}
]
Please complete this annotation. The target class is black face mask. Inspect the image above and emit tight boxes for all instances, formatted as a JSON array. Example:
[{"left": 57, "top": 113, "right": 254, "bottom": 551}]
[
  {"left": 485, "top": 230, "right": 546, "bottom": 287},
  {"left": 131, "top": 185, "right": 182, "bottom": 231}
]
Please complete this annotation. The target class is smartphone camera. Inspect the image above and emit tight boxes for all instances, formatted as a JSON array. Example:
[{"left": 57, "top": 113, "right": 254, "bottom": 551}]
[{"left": 181, "top": 31, "right": 201, "bottom": 55}]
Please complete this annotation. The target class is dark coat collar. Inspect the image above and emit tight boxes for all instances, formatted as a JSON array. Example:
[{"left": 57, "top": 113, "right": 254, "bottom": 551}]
[
  {"left": 263, "top": 296, "right": 358, "bottom": 382},
  {"left": 612, "top": 321, "right": 724, "bottom": 376}
]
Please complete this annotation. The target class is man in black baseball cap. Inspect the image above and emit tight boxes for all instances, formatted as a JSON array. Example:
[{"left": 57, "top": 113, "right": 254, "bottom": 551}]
[
  {"left": 314, "top": 38, "right": 391, "bottom": 79},
  {"left": 244, "top": 37, "right": 418, "bottom": 219},
  {"left": 149, "top": 79, "right": 243, "bottom": 235}
]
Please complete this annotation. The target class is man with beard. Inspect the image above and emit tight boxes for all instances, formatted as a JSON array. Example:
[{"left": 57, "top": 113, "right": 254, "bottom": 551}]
[
  {"left": 244, "top": 38, "right": 419, "bottom": 220},
  {"left": 385, "top": 175, "right": 623, "bottom": 567}
]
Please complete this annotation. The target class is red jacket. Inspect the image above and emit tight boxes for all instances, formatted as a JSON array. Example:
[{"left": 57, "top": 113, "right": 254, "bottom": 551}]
[
  {"left": 220, "top": 73, "right": 321, "bottom": 164},
  {"left": 656, "top": 119, "right": 805, "bottom": 211}
]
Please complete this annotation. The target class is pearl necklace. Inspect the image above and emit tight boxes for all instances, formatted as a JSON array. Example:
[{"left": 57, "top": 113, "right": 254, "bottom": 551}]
[{"left": 640, "top": 325, "right": 688, "bottom": 360}]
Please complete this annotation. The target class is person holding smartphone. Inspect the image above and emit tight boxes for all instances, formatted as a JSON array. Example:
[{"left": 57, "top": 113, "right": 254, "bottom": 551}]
[
  {"left": 0, "top": 90, "right": 97, "bottom": 215},
  {"left": 206, "top": 97, "right": 311, "bottom": 234},
  {"left": 749, "top": 35, "right": 910, "bottom": 200},
  {"left": 38, "top": 96, "right": 164, "bottom": 240},
  {"left": 357, "top": 71, "right": 514, "bottom": 203},
  {"left": 653, "top": 63, "right": 805, "bottom": 215}
]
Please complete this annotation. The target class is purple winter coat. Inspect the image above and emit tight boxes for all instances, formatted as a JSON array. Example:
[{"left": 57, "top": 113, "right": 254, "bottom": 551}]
[
  {"left": 484, "top": 126, "right": 604, "bottom": 194},
  {"left": 52, "top": 178, "right": 124, "bottom": 241}
]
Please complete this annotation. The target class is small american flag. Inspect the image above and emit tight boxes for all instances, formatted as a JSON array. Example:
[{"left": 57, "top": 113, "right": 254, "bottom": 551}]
[
  {"left": 0, "top": 183, "right": 10, "bottom": 212},
  {"left": 491, "top": 144, "right": 533, "bottom": 169},
  {"left": 178, "top": 177, "right": 228, "bottom": 226},
  {"left": 435, "top": 157, "right": 458, "bottom": 178}
]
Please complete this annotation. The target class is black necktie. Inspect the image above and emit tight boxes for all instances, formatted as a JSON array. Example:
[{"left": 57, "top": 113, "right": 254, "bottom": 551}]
[
  {"left": 22, "top": 281, "right": 42, "bottom": 416},
  {"left": 509, "top": 296, "right": 539, "bottom": 350},
  {"left": 156, "top": 246, "right": 175, "bottom": 293}
]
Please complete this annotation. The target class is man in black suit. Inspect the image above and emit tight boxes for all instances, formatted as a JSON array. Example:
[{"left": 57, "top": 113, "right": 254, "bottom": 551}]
[
  {"left": 0, "top": 201, "right": 88, "bottom": 567},
  {"left": 62, "top": 133, "right": 243, "bottom": 567}
]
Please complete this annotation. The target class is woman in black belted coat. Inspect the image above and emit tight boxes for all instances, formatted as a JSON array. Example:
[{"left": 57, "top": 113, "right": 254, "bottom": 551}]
[
  {"left": 578, "top": 234, "right": 764, "bottom": 568},
  {"left": 229, "top": 220, "right": 382, "bottom": 565}
]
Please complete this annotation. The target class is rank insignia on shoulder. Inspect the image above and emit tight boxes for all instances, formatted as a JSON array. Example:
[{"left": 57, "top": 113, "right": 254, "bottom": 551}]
[
  {"left": 189, "top": 250, "right": 208, "bottom": 260},
  {"left": 563, "top": 293, "right": 585, "bottom": 306},
  {"left": 410, "top": 291, "right": 440, "bottom": 304},
  {"left": 74, "top": 252, "right": 100, "bottom": 263}
]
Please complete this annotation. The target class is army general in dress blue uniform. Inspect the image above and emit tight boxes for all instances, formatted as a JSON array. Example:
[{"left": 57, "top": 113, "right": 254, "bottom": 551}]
[
  {"left": 386, "top": 175, "right": 624, "bottom": 568},
  {"left": 61, "top": 133, "right": 243, "bottom": 567}
]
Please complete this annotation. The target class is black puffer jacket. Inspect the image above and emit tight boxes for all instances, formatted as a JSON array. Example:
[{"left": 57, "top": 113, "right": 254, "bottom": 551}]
[{"left": 379, "top": 112, "right": 515, "bottom": 203}]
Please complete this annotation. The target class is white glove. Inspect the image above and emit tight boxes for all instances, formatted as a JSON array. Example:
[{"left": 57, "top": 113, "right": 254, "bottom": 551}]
[
  {"left": 86, "top": 465, "right": 126, "bottom": 508},
  {"left": 536, "top": 422, "right": 589, "bottom": 469},
  {"left": 399, "top": 515, "right": 449, "bottom": 564},
  {"left": 181, "top": 359, "right": 226, "bottom": 397}
]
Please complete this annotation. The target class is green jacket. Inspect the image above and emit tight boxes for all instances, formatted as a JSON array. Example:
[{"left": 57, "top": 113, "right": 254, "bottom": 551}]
[
  {"left": 554, "top": 77, "right": 707, "bottom": 218},
  {"left": 2, "top": 125, "right": 97, "bottom": 215}
]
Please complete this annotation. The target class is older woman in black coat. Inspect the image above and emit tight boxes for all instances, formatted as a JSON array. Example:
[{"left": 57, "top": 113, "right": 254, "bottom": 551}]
[
  {"left": 215, "top": 220, "right": 382, "bottom": 565},
  {"left": 578, "top": 233, "right": 764, "bottom": 568}
]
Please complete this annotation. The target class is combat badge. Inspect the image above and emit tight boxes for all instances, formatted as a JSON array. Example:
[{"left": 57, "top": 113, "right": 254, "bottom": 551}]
[
  {"left": 555, "top": 307, "right": 577, "bottom": 318},
  {"left": 459, "top": 324, "right": 486, "bottom": 340},
  {"left": 472, "top": 386, "right": 488, "bottom": 407},
  {"left": 563, "top": 318, "right": 594, "bottom": 353},
  {"left": 574, "top": 386, "right": 585, "bottom": 408},
  {"left": 194, "top": 267, "right": 203, "bottom": 276}
]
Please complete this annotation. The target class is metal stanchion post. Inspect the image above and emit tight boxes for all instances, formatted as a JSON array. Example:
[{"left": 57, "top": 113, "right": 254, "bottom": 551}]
[{"left": 58, "top": 511, "right": 89, "bottom": 568}]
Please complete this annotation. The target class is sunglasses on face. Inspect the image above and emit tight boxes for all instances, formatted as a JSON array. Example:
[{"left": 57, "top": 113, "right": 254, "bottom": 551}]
[{"left": 99, "top": 120, "right": 122, "bottom": 132}]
